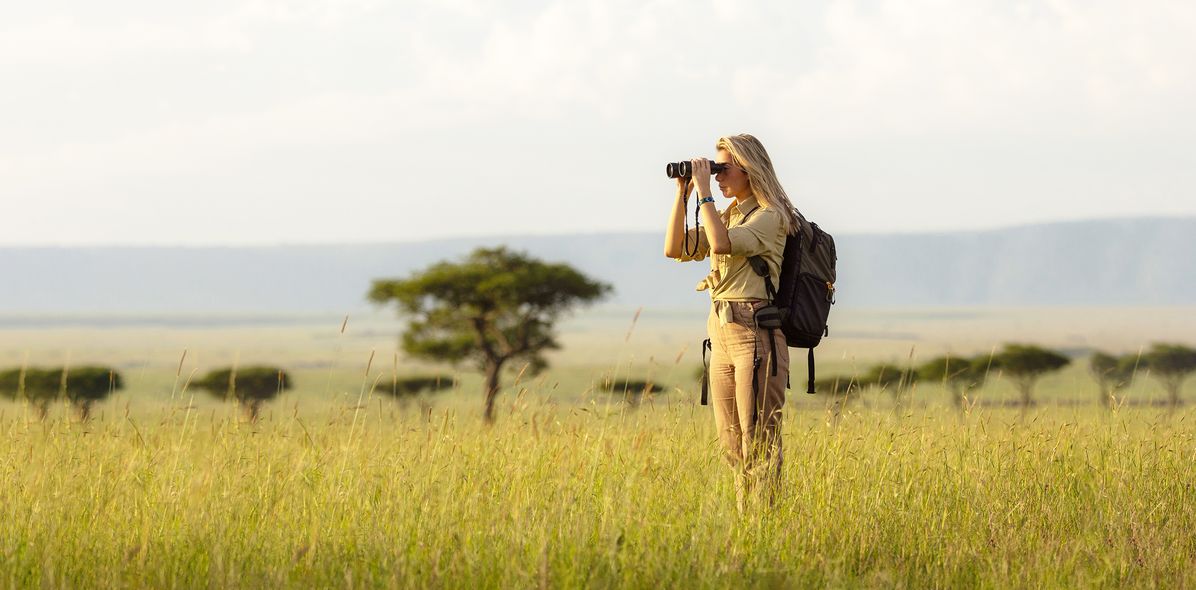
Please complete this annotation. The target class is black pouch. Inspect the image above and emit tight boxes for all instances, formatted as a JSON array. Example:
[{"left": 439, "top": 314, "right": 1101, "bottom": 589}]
[
  {"left": 753, "top": 303, "right": 783, "bottom": 330},
  {"left": 753, "top": 303, "right": 784, "bottom": 381}
]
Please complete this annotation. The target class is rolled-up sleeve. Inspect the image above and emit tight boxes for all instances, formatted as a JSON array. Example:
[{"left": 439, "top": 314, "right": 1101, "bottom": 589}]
[
  {"left": 728, "top": 208, "right": 781, "bottom": 257},
  {"left": 672, "top": 226, "right": 710, "bottom": 262}
]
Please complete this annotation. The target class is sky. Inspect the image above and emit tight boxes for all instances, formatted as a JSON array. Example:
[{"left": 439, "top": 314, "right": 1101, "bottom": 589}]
[{"left": 1, "top": 0, "right": 1194, "bottom": 245}]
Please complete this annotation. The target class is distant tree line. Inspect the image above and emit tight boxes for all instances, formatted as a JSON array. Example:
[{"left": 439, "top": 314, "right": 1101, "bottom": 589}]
[
  {"left": 0, "top": 364, "right": 457, "bottom": 422},
  {"left": 0, "top": 366, "right": 122, "bottom": 420},
  {"left": 816, "top": 342, "right": 1196, "bottom": 409}
]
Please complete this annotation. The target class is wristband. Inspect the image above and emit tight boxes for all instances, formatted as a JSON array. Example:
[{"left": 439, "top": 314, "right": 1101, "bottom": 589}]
[{"left": 697, "top": 196, "right": 716, "bottom": 206}]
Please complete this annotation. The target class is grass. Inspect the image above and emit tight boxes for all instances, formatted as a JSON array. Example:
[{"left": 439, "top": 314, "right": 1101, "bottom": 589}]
[
  {"left": 2, "top": 400, "right": 1195, "bottom": 588},
  {"left": 2, "top": 306, "right": 1196, "bottom": 588}
]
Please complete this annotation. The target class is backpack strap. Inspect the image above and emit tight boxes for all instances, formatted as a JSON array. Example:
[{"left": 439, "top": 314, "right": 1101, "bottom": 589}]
[
  {"left": 746, "top": 257, "right": 780, "bottom": 379},
  {"left": 751, "top": 334, "right": 762, "bottom": 427},
  {"left": 807, "top": 349, "right": 817, "bottom": 394},
  {"left": 747, "top": 256, "right": 776, "bottom": 300},
  {"left": 700, "top": 338, "right": 712, "bottom": 405}
]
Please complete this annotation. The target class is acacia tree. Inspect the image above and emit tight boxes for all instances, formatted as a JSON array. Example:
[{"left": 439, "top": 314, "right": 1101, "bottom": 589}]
[
  {"left": 11, "top": 368, "right": 59, "bottom": 419},
  {"left": 369, "top": 247, "right": 611, "bottom": 423},
  {"left": 63, "top": 366, "right": 123, "bottom": 420},
  {"left": 1139, "top": 343, "right": 1196, "bottom": 406},
  {"left": 991, "top": 344, "right": 1071, "bottom": 406},
  {"left": 0, "top": 366, "right": 120, "bottom": 420},
  {"left": 814, "top": 375, "right": 863, "bottom": 404},
  {"left": 1, "top": 368, "right": 57, "bottom": 420},
  {"left": 918, "top": 355, "right": 990, "bottom": 409},
  {"left": 385, "top": 375, "right": 455, "bottom": 398},
  {"left": 1089, "top": 352, "right": 1139, "bottom": 408},
  {"left": 597, "top": 378, "right": 665, "bottom": 407},
  {"left": 813, "top": 364, "right": 917, "bottom": 407},
  {"left": 194, "top": 366, "right": 291, "bottom": 421},
  {"left": 862, "top": 363, "right": 918, "bottom": 407},
  {"left": 0, "top": 368, "right": 25, "bottom": 410}
]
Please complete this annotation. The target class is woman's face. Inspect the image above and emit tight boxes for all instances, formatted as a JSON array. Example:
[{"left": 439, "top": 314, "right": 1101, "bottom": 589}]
[{"left": 714, "top": 148, "right": 751, "bottom": 199}]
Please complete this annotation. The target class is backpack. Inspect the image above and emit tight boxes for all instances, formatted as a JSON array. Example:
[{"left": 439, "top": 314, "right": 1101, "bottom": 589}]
[
  {"left": 749, "top": 209, "right": 836, "bottom": 394},
  {"left": 699, "top": 208, "right": 837, "bottom": 405}
]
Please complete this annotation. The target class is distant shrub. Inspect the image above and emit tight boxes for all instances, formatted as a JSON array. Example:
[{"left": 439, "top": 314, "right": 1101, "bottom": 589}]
[
  {"left": 193, "top": 366, "right": 291, "bottom": 421},
  {"left": 597, "top": 378, "right": 665, "bottom": 405},
  {"left": 1089, "top": 352, "right": 1140, "bottom": 408},
  {"left": 1139, "top": 343, "right": 1196, "bottom": 406},
  {"left": 383, "top": 375, "right": 455, "bottom": 398},
  {"left": 918, "top": 355, "right": 991, "bottom": 408},
  {"left": 813, "top": 374, "right": 864, "bottom": 399},
  {"left": 63, "top": 366, "right": 123, "bottom": 420},
  {"left": 0, "top": 368, "right": 20, "bottom": 399},
  {"left": 991, "top": 344, "right": 1070, "bottom": 406},
  {"left": 860, "top": 364, "right": 917, "bottom": 390},
  {"left": 0, "top": 366, "right": 121, "bottom": 420}
]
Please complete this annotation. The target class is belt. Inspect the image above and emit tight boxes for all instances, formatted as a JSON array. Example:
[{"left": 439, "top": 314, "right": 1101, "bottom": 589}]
[{"left": 711, "top": 299, "right": 766, "bottom": 327}]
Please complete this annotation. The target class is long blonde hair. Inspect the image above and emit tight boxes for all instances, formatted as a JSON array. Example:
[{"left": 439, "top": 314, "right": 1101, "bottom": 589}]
[{"left": 716, "top": 134, "right": 800, "bottom": 235}]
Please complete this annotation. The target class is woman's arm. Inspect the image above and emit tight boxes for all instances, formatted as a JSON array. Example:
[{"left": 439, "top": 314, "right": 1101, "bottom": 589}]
[
  {"left": 663, "top": 177, "right": 692, "bottom": 258},
  {"left": 691, "top": 159, "right": 731, "bottom": 255}
]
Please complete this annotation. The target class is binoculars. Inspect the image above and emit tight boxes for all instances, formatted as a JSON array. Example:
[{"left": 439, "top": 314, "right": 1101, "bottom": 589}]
[{"left": 665, "top": 161, "right": 728, "bottom": 178}]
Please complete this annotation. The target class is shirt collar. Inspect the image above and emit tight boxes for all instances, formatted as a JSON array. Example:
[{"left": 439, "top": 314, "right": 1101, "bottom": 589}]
[{"left": 732, "top": 195, "right": 760, "bottom": 217}]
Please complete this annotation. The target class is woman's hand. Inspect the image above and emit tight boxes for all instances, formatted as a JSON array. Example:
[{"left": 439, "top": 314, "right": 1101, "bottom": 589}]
[
  {"left": 690, "top": 158, "right": 713, "bottom": 197},
  {"left": 675, "top": 174, "right": 693, "bottom": 199}
]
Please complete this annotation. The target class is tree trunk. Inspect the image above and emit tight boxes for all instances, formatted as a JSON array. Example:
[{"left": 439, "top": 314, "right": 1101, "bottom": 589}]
[
  {"left": 33, "top": 399, "right": 50, "bottom": 421},
  {"left": 1018, "top": 379, "right": 1036, "bottom": 407},
  {"left": 240, "top": 399, "right": 262, "bottom": 422},
  {"left": 74, "top": 400, "right": 93, "bottom": 422},
  {"left": 1101, "top": 385, "right": 1118, "bottom": 410},
  {"left": 1167, "top": 382, "right": 1182, "bottom": 407},
  {"left": 482, "top": 359, "right": 504, "bottom": 424}
]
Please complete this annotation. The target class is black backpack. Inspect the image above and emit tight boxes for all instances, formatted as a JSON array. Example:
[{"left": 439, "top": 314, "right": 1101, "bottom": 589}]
[
  {"left": 699, "top": 208, "right": 837, "bottom": 405},
  {"left": 749, "top": 209, "right": 836, "bottom": 393}
]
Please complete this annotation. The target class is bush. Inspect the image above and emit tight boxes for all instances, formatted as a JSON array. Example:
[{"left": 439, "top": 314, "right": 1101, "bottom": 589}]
[
  {"left": 193, "top": 366, "right": 291, "bottom": 421},
  {"left": 0, "top": 366, "right": 121, "bottom": 420},
  {"left": 597, "top": 378, "right": 665, "bottom": 405},
  {"left": 384, "top": 375, "right": 455, "bottom": 397}
]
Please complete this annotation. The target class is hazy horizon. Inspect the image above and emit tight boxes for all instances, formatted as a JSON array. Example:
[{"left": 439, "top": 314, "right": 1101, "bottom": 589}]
[{"left": 0, "top": 213, "right": 1191, "bottom": 248}]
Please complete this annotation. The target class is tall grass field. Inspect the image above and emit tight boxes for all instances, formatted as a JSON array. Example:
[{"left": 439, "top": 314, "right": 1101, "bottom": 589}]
[{"left": 2, "top": 307, "right": 1195, "bottom": 588}]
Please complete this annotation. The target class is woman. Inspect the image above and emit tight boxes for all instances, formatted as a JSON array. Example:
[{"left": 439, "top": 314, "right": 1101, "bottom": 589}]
[{"left": 663, "top": 134, "right": 801, "bottom": 510}]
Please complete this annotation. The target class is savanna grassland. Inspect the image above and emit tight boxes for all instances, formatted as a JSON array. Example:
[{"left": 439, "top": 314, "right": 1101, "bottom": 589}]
[{"left": 2, "top": 307, "right": 1196, "bottom": 589}]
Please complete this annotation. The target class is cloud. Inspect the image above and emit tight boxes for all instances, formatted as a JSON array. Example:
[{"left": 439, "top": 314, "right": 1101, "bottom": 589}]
[
  {"left": 0, "top": 15, "right": 250, "bottom": 68},
  {"left": 1, "top": 0, "right": 1194, "bottom": 244},
  {"left": 733, "top": 0, "right": 1196, "bottom": 140}
]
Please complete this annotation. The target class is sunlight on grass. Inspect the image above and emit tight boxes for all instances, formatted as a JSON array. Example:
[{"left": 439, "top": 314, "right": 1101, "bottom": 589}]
[{"left": 2, "top": 398, "right": 1194, "bottom": 588}]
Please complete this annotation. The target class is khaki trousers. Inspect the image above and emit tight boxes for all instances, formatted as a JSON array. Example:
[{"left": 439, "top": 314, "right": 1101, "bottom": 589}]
[{"left": 706, "top": 300, "right": 788, "bottom": 506}]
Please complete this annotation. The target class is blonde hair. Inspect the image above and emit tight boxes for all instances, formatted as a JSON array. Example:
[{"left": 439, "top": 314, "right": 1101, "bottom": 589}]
[{"left": 716, "top": 134, "right": 800, "bottom": 235}]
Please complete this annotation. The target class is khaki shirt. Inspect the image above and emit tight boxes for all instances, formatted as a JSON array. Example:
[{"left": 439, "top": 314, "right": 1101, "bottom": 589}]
[{"left": 673, "top": 196, "right": 788, "bottom": 305}]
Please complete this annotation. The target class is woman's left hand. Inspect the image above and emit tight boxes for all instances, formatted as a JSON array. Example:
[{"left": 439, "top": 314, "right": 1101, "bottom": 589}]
[{"left": 689, "top": 158, "right": 713, "bottom": 197}]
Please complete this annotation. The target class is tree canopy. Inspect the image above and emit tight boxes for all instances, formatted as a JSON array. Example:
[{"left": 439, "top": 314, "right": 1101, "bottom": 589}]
[
  {"left": 1139, "top": 343, "right": 1196, "bottom": 406},
  {"left": 369, "top": 247, "right": 611, "bottom": 422},
  {"left": 991, "top": 344, "right": 1071, "bottom": 406},
  {"left": 0, "top": 366, "right": 121, "bottom": 420},
  {"left": 193, "top": 366, "right": 291, "bottom": 421},
  {"left": 918, "top": 355, "right": 990, "bottom": 407},
  {"left": 63, "top": 366, "right": 123, "bottom": 420},
  {"left": 1089, "top": 351, "right": 1139, "bottom": 407},
  {"left": 597, "top": 378, "right": 665, "bottom": 406},
  {"left": 384, "top": 375, "right": 455, "bottom": 398}
]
